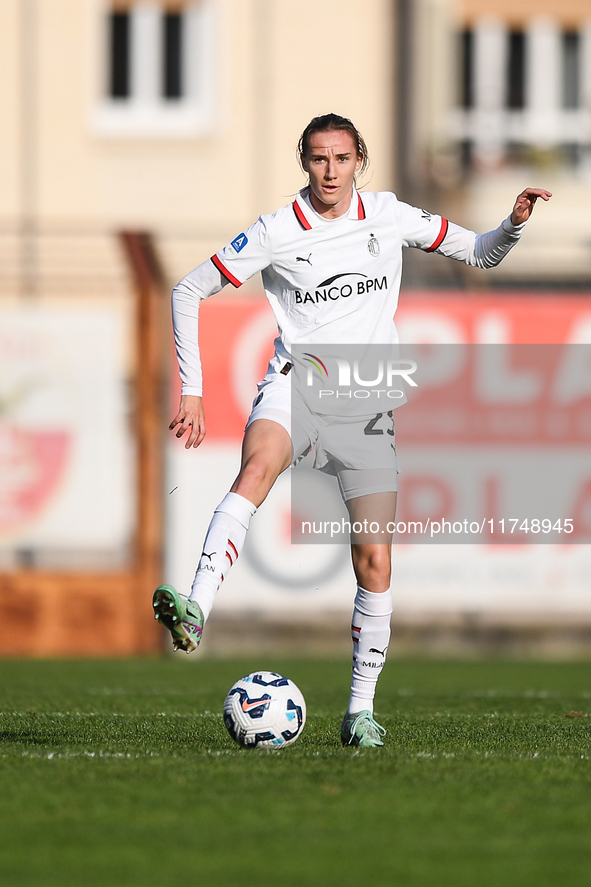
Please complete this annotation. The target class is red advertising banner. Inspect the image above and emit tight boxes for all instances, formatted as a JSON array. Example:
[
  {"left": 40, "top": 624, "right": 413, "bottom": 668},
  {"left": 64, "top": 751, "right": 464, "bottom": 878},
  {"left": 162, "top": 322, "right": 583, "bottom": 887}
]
[
  {"left": 165, "top": 291, "right": 591, "bottom": 613},
  {"left": 175, "top": 292, "right": 591, "bottom": 443}
]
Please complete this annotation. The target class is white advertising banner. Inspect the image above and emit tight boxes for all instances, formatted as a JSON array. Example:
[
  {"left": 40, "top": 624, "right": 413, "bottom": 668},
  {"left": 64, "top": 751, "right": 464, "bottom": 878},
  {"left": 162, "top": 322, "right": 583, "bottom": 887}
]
[{"left": 0, "top": 307, "right": 134, "bottom": 559}]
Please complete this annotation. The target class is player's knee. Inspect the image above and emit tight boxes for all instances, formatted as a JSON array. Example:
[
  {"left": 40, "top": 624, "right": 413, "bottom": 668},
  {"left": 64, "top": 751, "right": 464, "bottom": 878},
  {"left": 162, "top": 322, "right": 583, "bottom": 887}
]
[
  {"left": 353, "top": 546, "right": 391, "bottom": 589},
  {"left": 234, "top": 455, "right": 280, "bottom": 501},
  {"left": 242, "top": 456, "right": 273, "bottom": 484}
]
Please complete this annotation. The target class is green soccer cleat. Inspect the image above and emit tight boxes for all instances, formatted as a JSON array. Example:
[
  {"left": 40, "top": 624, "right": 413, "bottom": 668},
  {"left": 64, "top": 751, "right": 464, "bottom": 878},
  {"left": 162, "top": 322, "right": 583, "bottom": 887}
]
[
  {"left": 152, "top": 585, "right": 204, "bottom": 653},
  {"left": 341, "top": 710, "right": 386, "bottom": 748}
]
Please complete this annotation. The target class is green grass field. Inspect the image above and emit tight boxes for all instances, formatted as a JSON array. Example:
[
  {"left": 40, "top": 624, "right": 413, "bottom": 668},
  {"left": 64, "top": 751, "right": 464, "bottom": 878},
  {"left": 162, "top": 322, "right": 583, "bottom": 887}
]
[{"left": 1, "top": 657, "right": 591, "bottom": 886}]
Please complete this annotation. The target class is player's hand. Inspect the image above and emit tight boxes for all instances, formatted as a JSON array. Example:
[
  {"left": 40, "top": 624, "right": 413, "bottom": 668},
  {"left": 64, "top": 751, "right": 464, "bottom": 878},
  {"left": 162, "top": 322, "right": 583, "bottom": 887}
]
[
  {"left": 169, "top": 395, "right": 206, "bottom": 449},
  {"left": 510, "top": 188, "right": 552, "bottom": 225}
]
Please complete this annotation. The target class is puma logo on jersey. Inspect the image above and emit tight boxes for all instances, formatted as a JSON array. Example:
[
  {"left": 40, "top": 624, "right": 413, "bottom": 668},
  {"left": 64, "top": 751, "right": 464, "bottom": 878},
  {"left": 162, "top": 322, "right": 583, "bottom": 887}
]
[
  {"left": 201, "top": 551, "right": 215, "bottom": 561},
  {"left": 369, "top": 646, "right": 388, "bottom": 657},
  {"left": 296, "top": 253, "right": 313, "bottom": 265}
]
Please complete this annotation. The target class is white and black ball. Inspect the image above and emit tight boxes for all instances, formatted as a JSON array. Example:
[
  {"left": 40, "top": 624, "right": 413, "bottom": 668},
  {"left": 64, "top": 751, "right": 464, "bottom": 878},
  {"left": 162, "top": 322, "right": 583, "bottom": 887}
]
[{"left": 223, "top": 671, "right": 306, "bottom": 749}]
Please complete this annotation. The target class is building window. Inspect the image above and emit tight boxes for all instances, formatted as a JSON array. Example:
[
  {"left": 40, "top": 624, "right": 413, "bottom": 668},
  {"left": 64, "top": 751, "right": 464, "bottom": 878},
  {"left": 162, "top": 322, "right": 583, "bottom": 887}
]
[
  {"left": 95, "top": 1, "right": 216, "bottom": 136},
  {"left": 163, "top": 12, "right": 183, "bottom": 98},
  {"left": 460, "top": 29, "right": 473, "bottom": 110},
  {"left": 507, "top": 31, "right": 526, "bottom": 109},
  {"left": 109, "top": 12, "right": 130, "bottom": 99},
  {"left": 454, "top": 20, "right": 589, "bottom": 173},
  {"left": 562, "top": 32, "right": 580, "bottom": 109}
]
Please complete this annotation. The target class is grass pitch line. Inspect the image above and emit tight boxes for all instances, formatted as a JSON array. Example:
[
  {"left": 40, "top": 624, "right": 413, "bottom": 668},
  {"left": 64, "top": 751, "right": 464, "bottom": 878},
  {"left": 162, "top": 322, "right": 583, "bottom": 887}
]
[
  {"left": 14, "top": 750, "right": 166, "bottom": 760},
  {"left": 0, "top": 711, "right": 223, "bottom": 718}
]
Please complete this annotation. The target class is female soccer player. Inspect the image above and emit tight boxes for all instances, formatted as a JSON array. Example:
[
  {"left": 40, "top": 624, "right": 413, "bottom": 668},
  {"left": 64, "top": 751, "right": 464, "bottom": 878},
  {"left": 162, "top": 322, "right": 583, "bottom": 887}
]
[{"left": 153, "top": 113, "right": 551, "bottom": 747}]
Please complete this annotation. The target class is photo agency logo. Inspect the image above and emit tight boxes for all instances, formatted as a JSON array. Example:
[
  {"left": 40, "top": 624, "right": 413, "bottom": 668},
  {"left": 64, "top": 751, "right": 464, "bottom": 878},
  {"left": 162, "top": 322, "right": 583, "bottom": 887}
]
[
  {"left": 300, "top": 348, "right": 418, "bottom": 404},
  {"left": 291, "top": 343, "right": 591, "bottom": 545}
]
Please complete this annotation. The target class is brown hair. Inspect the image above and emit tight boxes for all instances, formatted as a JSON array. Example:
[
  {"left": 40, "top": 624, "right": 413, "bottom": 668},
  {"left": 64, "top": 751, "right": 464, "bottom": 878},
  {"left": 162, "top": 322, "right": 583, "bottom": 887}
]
[{"left": 297, "top": 113, "right": 369, "bottom": 177}]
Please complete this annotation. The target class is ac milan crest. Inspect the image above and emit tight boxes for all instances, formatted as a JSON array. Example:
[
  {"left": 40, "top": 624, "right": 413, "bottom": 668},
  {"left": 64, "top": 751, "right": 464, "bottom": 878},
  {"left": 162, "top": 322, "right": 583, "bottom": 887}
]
[{"left": 367, "top": 234, "right": 380, "bottom": 257}]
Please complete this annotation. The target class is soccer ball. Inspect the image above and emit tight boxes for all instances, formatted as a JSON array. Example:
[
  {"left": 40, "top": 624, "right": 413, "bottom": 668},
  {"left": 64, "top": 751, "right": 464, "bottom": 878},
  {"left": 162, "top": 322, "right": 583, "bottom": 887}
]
[{"left": 223, "top": 671, "right": 306, "bottom": 749}]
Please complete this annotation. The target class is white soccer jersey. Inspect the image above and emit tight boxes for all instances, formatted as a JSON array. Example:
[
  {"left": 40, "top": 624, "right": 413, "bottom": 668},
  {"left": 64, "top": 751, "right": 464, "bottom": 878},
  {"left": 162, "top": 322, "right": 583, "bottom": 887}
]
[{"left": 173, "top": 187, "right": 525, "bottom": 395}]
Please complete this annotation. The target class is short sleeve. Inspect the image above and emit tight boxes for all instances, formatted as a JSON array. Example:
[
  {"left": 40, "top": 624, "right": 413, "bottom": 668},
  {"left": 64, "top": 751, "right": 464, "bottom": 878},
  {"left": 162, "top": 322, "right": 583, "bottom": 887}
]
[
  {"left": 396, "top": 201, "right": 450, "bottom": 252},
  {"left": 211, "top": 217, "right": 271, "bottom": 287}
]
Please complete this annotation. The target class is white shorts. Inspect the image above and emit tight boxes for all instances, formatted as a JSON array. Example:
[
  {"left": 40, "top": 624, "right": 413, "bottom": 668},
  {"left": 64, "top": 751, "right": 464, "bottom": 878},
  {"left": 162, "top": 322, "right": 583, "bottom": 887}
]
[
  {"left": 245, "top": 375, "right": 399, "bottom": 500},
  {"left": 246, "top": 376, "right": 292, "bottom": 437}
]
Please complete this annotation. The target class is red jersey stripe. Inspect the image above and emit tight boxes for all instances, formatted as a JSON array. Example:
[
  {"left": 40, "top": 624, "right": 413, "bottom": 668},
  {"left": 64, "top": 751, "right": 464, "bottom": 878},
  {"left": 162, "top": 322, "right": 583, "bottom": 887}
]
[
  {"left": 211, "top": 253, "right": 242, "bottom": 288},
  {"left": 357, "top": 193, "right": 366, "bottom": 220},
  {"left": 424, "top": 217, "right": 449, "bottom": 253},
  {"left": 293, "top": 200, "right": 312, "bottom": 230}
]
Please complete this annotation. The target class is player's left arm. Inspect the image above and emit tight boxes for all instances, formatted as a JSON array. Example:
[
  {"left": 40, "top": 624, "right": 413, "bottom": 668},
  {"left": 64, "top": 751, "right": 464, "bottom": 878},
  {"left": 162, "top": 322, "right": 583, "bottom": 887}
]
[
  {"left": 432, "top": 187, "right": 552, "bottom": 269},
  {"left": 510, "top": 187, "right": 552, "bottom": 225}
]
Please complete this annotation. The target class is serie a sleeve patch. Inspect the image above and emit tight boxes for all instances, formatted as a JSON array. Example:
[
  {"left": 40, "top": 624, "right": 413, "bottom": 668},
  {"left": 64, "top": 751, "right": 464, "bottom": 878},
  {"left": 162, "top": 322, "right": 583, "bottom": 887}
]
[{"left": 230, "top": 233, "right": 248, "bottom": 253}]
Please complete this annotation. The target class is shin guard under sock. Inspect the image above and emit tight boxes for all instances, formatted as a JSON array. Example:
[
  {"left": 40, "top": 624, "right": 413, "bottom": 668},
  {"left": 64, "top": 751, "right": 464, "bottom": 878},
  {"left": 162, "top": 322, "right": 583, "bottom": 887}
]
[
  {"left": 189, "top": 492, "right": 256, "bottom": 621},
  {"left": 348, "top": 585, "right": 393, "bottom": 715}
]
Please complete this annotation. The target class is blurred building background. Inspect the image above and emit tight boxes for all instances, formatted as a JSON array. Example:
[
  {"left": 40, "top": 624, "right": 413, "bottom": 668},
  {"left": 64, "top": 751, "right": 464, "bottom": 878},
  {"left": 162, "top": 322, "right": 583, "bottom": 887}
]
[{"left": 0, "top": 0, "right": 590, "bottom": 656}]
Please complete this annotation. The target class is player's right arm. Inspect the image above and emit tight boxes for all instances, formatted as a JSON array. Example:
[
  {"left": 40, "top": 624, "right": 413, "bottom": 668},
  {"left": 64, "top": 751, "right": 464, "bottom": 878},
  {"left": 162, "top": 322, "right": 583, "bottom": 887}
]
[
  {"left": 169, "top": 394, "right": 207, "bottom": 449},
  {"left": 170, "top": 258, "right": 228, "bottom": 448},
  {"left": 171, "top": 217, "right": 272, "bottom": 448}
]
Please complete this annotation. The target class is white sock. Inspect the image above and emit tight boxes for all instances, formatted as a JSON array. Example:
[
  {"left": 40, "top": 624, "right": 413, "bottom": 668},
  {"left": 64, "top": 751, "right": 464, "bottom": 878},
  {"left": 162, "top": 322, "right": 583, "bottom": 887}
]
[
  {"left": 348, "top": 585, "right": 393, "bottom": 715},
  {"left": 189, "top": 492, "right": 256, "bottom": 621}
]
